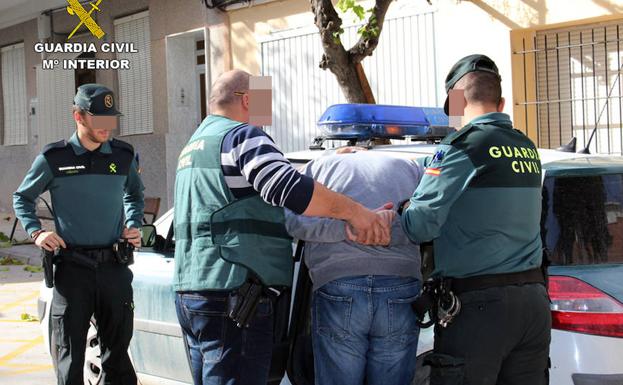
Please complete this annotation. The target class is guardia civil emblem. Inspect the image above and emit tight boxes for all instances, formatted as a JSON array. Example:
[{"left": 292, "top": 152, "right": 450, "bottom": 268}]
[
  {"left": 66, "top": 0, "right": 105, "bottom": 40},
  {"left": 104, "top": 94, "right": 114, "bottom": 108}
]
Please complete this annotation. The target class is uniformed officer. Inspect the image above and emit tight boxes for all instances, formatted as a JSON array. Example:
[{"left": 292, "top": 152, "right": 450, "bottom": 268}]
[
  {"left": 13, "top": 84, "right": 144, "bottom": 385},
  {"left": 400, "top": 55, "right": 551, "bottom": 384}
]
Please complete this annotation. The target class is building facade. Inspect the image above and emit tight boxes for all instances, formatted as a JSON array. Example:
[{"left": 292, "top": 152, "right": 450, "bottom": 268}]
[{"left": 0, "top": 0, "right": 620, "bottom": 214}]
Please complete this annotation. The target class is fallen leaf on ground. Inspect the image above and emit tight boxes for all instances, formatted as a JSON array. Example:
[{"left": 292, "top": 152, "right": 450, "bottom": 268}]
[
  {"left": 0, "top": 256, "right": 24, "bottom": 265},
  {"left": 21, "top": 313, "right": 39, "bottom": 322},
  {"left": 24, "top": 265, "right": 43, "bottom": 273}
]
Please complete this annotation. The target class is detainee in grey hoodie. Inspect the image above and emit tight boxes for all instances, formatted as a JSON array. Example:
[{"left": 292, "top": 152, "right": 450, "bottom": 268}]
[
  {"left": 285, "top": 150, "right": 424, "bottom": 385},
  {"left": 285, "top": 151, "right": 423, "bottom": 290}
]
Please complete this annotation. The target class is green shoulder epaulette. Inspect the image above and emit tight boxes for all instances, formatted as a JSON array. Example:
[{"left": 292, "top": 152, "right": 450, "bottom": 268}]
[
  {"left": 110, "top": 138, "right": 134, "bottom": 155},
  {"left": 441, "top": 124, "right": 475, "bottom": 145},
  {"left": 42, "top": 140, "right": 67, "bottom": 154}
]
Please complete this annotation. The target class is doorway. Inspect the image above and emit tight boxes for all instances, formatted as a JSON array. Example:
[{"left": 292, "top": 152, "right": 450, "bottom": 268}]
[{"left": 165, "top": 28, "right": 209, "bottom": 135}]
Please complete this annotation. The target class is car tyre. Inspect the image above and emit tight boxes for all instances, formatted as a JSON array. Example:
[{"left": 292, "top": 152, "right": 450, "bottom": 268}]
[
  {"left": 412, "top": 350, "right": 432, "bottom": 385},
  {"left": 48, "top": 312, "right": 59, "bottom": 377},
  {"left": 84, "top": 319, "right": 102, "bottom": 385},
  {"left": 49, "top": 316, "right": 102, "bottom": 385}
]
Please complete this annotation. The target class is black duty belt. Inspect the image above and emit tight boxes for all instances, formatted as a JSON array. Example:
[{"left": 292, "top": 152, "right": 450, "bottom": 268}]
[
  {"left": 59, "top": 245, "right": 117, "bottom": 267},
  {"left": 450, "top": 267, "right": 545, "bottom": 295}
]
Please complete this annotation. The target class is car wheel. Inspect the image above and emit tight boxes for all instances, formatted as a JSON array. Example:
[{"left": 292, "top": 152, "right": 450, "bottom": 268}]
[
  {"left": 412, "top": 350, "right": 432, "bottom": 385},
  {"left": 84, "top": 320, "right": 102, "bottom": 385},
  {"left": 48, "top": 313, "right": 59, "bottom": 376}
]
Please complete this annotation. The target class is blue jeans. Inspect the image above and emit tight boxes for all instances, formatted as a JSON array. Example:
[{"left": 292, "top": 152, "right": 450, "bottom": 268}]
[
  {"left": 175, "top": 291, "right": 273, "bottom": 385},
  {"left": 312, "top": 275, "right": 421, "bottom": 385}
]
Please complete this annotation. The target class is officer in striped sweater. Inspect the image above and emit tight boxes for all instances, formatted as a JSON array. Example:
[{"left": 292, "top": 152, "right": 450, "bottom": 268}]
[{"left": 173, "top": 70, "right": 394, "bottom": 385}]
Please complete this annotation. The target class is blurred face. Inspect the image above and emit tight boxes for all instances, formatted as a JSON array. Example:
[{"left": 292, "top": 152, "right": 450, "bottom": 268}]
[
  {"left": 448, "top": 89, "right": 466, "bottom": 116},
  {"left": 248, "top": 76, "right": 272, "bottom": 126},
  {"left": 75, "top": 112, "right": 117, "bottom": 143},
  {"left": 447, "top": 89, "right": 466, "bottom": 128},
  {"left": 232, "top": 76, "right": 273, "bottom": 126}
]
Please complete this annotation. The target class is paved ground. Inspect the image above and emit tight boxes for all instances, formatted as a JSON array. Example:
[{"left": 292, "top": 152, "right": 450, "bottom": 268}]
[
  {"left": 0, "top": 211, "right": 30, "bottom": 244},
  {"left": 0, "top": 211, "right": 50, "bottom": 266},
  {"left": 0, "top": 212, "right": 55, "bottom": 384},
  {"left": 0, "top": 265, "right": 55, "bottom": 385}
]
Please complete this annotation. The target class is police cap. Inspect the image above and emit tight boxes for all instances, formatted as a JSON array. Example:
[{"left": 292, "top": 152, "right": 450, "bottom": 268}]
[
  {"left": 74, "top": 83, "right": 122, "bottom": 116},
  {"left": 443, "top": 54, "right": 501, "bottom": 115}
]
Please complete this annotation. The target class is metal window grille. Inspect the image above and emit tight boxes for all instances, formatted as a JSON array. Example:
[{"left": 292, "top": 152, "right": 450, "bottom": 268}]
[
  {"left": 1, "top": 42, "right": 28, "bottom": 146},
  {"left": 115, "top": 11, "right": 153, "bottom": 136},
  {"left": 514, "top": 20, "right": 623, "bottom": 154}
]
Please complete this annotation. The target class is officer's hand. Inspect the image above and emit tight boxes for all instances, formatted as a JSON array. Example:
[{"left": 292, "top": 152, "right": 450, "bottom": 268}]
[
  {"left": 35, "top": 232, "right": 66, "bottom": 252},
  {"left": 346, "top": 203, "right": 393, "bottom": 245},
  {"left": 122, "top": 227, "right": 141, "bottom": 248},
  {"left": 346, "top": 211, "right": 394, "bottom": 245},
  {"left": 376, "top": 209, "right": 396, "bottom": 228}
]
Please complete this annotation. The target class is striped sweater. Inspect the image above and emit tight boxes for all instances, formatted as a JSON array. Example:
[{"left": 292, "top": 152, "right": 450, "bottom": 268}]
[{"left": 220, "top": 123, "right": 314, "bottom": 214}]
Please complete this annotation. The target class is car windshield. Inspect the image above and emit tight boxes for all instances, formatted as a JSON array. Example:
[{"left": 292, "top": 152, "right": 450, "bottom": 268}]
[{"left": 542, "top": 173, "right": 623, "bottom": 265}]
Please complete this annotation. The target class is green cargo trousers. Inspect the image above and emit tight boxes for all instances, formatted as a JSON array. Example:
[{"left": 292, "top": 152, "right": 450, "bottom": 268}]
[{"left": 426, "top": 283, "right": 551, "bottom": 385}]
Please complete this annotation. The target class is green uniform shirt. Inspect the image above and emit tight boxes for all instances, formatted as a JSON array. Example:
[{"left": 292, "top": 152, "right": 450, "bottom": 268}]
[
  {"left": 401, "top": 112, "right": 542, "bottom": 278},
  {"left": 13, "top": 132, "right": 144, "bottom": 246}
]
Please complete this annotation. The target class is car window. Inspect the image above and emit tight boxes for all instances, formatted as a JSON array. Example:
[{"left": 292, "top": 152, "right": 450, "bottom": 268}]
[
  {"left": 154, "top": 209, "right": 174, "bottom": 236},
  {"left": 542, "top": 173, "right": 623, "bottom": 265}
]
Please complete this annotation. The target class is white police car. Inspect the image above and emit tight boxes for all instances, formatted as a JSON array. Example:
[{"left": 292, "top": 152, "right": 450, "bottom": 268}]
[{"left": 39, "top": 105, "right": 623, "bottom": 385}]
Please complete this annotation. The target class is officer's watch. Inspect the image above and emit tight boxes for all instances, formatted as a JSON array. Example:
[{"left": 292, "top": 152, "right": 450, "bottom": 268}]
[
  {"left": 31, "top": 229, "right": 45, "bottom": 241},
  {"left": 397, "top": 199, "right": 411, "bottom": 216}
]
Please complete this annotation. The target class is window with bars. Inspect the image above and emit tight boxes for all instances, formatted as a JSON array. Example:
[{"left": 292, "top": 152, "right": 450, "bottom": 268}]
[
  {"left": 1, "top": 42, "right": 28, "bottom": 146},
  {"left": 513, "top": 20, "right": 623, "bottom": 155},
  {"left": 114, "top": 11, "right": 153, "bottom": 136}
]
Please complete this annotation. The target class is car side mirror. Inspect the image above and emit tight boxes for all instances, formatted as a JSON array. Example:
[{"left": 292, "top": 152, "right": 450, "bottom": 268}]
[{"left": 141, "top": 224, "right": 157, "bottom": 248}]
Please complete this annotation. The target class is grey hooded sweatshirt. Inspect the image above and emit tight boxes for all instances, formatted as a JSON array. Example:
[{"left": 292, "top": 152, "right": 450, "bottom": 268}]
[{"left": 285, "top": 151, "right": 423, "bottom": 291}]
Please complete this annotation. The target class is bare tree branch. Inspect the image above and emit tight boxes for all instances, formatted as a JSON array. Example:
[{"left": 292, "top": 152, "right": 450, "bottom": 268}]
[{"left": 348, "top": 0, "right": 393, "bottom": 64}]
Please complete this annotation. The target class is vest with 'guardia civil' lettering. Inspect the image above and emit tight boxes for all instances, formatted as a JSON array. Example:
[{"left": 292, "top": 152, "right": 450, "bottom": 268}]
[{"left": 173, "top": 115, "right": 293, "bottom": 291}]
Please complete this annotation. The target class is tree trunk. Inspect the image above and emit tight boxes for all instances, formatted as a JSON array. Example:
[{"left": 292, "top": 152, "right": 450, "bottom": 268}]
[
  {"left": 332, "top": 60, "right": 369, "bottom": 103},
  {"left": 310, "top": 0, "right": 393, "bottom": 104},
  {"left": 355, "top": 63, "right": 376, "bottom": 104},
  {"left": 330, "top": 62, "right": 376, "bottom": 104}
]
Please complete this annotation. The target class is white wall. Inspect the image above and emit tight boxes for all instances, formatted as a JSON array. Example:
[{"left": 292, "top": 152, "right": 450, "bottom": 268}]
[
  {"left": 434, "top": 1, "right": 514, "bottom": 116},
  {"left": 165, "top": 30, "right": 205, "bottom": 206}
]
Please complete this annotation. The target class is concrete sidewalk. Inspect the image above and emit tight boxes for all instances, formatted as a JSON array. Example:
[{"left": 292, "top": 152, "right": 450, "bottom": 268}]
[
  {"left": 0, "top": 212, "right": 48, "bottom": 265},
  {"left": 0, "top": 244, "right": 41, "bottom": 266},
  {"left": 0, "top": 266, "right": 55, "bottom": 384},
  {"left": 0, "top": 211, "right": 56, "bottom": 242}
]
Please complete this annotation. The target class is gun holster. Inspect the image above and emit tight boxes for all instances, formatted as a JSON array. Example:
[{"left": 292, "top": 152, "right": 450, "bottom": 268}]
[
  {"left": 113, "top": 240, "right": 135, "bottom": 265},
  {"left": 412, "top": 279, "right": 438, "bottom": 328},
  {"left": 412, "top": 278, "right": 462, "bottom": 329},
  {"left": 228, "top": 279, "right": 264, "bottom": 328},
  {"left": 42, "top": 249, "right": 59, "bottom": 288}
]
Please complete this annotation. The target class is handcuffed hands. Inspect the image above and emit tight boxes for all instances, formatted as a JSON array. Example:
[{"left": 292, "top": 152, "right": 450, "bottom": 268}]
[{"left": 345, "top": 202, "right": 396, "bottom": 246}]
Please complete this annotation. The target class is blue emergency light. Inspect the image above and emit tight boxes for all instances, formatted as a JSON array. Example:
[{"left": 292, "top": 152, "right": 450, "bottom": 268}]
[{"left": 316, "top": 104, "right": 450, "bottom": 144}]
